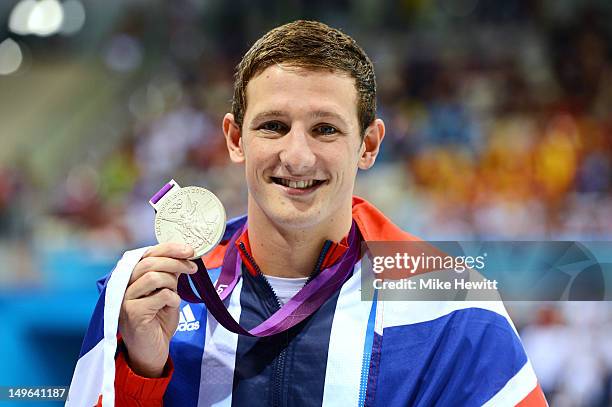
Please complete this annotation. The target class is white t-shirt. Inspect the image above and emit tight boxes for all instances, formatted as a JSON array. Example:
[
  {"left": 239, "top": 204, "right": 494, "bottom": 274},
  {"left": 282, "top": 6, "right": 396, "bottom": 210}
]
[{"left": 264, "top": 275, "right": 309, "bottom": 305}]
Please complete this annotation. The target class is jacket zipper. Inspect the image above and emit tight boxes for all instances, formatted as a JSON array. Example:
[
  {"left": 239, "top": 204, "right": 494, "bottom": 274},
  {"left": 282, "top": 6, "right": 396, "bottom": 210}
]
[
  {"left": 238, "top": 242, "right": 282, "bottom": 308},
  {"left": 305, "top": 240, "right": 332, "bottom": 286},
  {"left": 238, "top": 240, "right": 333, "bottom": 299},
  {"left": 237, "top": 240, "right": 334, "bottom": 406}
]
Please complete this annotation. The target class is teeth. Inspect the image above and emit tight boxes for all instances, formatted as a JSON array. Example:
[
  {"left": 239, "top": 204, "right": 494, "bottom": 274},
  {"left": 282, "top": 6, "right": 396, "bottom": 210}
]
[{"left": 278, "top": 179, "right": 317, "bottom": 189}]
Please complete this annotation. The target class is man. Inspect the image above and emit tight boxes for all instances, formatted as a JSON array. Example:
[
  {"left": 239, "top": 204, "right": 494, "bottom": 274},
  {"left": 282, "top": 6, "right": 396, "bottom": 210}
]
[{"left": 71, "top": 20, "right": 547, "bottom": 406}]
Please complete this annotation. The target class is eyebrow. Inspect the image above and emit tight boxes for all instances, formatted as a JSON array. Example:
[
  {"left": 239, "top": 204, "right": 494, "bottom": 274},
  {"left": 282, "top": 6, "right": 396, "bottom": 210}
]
[
  {"left": 250, "top": 110, "right": 350, "bottom": 128},
  {"left": 251, "top": 110, "right": 286, "bottom": 124},
  {"left": 310, "top": 110, "right": 349, "bottom": 128}
]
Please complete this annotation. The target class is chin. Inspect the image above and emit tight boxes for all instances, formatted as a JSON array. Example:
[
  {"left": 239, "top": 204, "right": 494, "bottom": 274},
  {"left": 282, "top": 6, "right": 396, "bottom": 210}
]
[
  {"left": 274, "top": 210, "right": 323, "bottom": 229},
  {"left": 267, "top": 202, "right": 326, "bottom": 230}
]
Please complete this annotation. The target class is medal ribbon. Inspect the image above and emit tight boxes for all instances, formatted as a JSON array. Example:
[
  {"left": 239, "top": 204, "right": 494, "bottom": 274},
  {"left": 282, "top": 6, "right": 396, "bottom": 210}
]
[{"left": 177, "top": 221, "right": 359, "bottom": 336}]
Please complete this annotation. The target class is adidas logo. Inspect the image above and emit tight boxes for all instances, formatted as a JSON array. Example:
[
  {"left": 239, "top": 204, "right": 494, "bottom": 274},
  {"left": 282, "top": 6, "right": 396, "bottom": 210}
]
[{"left": 177, "top": 304, "right": 200, "bottom": 332}]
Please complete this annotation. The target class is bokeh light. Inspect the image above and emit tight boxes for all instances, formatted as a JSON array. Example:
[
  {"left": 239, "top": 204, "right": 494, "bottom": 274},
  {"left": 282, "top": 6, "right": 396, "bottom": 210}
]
[
  {"left": 60, "top": 0, "right": 85, "bottom": 35},
  {"left": 27, "top": 0, "right": 64, "bottom": 36},
  {"left": 0, "top": 38, "right": 23, "bottom": 75}
]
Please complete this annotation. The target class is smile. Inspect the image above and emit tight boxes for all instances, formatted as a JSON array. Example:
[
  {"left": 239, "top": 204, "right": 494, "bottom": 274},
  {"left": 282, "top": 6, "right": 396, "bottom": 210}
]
[{"left": 271, "top": 177, "right": 326, "bottom": 190}]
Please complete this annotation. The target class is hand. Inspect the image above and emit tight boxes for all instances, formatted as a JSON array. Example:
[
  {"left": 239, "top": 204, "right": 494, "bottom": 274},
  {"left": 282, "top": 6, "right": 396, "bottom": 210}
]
[{"left": 118, "top": 242, "right": 197, "bottom": 377}]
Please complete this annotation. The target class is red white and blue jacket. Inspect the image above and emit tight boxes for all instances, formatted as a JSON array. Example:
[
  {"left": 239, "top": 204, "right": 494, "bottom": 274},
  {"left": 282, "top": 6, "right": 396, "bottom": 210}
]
[{"left": 69, "top": 197, "right": 547, "bottom": 407}]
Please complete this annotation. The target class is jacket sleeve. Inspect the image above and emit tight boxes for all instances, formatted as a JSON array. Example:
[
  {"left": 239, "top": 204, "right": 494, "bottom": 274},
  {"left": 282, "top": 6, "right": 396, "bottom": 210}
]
[{"left": 95, "top": 339, "right": 174, "bottom": 407}]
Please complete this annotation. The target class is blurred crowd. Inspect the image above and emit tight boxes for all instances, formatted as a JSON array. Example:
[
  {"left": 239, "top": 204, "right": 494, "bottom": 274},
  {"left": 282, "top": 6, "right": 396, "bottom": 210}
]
[
  {"left": 0, "top": 0, "right": 611, "bottom": 405},
  {"left": 516, "top": 303, "right": 612, "bottom": 406}
]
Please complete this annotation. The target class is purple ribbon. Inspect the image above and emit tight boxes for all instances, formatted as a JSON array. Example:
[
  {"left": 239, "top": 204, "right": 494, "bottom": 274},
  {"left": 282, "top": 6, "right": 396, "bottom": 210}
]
[
  {"left": 150, "top": 182, "right": 174, "bottom": 204},
  {"left": 177, "top": 223, "right": 360, "bottom": 337}
]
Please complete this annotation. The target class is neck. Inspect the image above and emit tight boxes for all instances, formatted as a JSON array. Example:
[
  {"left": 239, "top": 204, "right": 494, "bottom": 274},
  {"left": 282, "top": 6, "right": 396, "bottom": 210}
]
[{"left": 247, "top": 198, "right": 352, "bottom": 278}]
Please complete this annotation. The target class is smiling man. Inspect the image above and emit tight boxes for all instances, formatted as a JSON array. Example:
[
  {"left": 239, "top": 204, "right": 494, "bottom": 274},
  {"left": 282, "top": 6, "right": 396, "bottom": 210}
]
[
  {"left": 73, "top": 20, "right": 547, "bottom": 406},
  {"left": 224, "top": 61, "right": 382, "bottom": 280}
]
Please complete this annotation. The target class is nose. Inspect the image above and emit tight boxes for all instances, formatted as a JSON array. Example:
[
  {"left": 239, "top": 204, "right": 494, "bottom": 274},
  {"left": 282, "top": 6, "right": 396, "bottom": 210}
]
[{"left": 278, "top": 128, "right": 316, "bottom": 174}]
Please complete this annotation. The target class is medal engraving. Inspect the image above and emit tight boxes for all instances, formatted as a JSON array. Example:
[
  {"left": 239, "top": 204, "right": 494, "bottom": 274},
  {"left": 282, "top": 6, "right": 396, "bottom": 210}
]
[{"left": 154, "top": 186, "right": 226, "bottom": 259}]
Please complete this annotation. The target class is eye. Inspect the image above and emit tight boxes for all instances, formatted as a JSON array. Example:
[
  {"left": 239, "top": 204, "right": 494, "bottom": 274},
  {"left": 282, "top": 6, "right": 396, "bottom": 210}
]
[
  {"left": 314, "top": 124, "right": 338, "bottom": 136},
  {"left": 258, "top": 121, "right": 287, "bottom": 133}
]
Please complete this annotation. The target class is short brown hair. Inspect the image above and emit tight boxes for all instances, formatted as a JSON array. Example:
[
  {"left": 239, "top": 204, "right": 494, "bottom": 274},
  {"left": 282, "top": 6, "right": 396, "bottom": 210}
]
[{"left": 232, "top": 20, "right": 376, "bottom": 135}]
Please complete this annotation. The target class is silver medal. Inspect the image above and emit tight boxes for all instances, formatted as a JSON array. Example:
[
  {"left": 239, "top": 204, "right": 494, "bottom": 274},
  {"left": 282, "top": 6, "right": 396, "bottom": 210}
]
[{"left": 150, "top": 180, "right": 226, "bottom": 259}]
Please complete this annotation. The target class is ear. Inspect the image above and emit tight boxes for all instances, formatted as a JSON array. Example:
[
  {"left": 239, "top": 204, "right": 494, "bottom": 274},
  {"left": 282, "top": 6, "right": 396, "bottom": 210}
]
[
  {"left": 223, "top": 113, "right": 245, "bottom": 163},
  {"left": 358, "top": 118, "right": 385, "bottom": 170}
]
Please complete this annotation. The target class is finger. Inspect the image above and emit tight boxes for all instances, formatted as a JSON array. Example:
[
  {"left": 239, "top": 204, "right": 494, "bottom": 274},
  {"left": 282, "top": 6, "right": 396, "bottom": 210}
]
[
  {"left": 132, "top": 288, "right": 182, "bottom": 312},
  {"left": 125, "top": 271, "right": 179, "bottom": 301},
  {"left": 130, "top": 256, "right": 198, "bottom": 285},
  {"left": 143, "top": 243, "right": 195, "bottom": 260}
]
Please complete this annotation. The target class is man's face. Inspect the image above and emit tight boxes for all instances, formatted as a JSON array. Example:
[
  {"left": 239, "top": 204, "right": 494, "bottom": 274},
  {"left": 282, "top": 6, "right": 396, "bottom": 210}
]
[{"left": 236, "top": 64, "right": 366, "bottom": 230}]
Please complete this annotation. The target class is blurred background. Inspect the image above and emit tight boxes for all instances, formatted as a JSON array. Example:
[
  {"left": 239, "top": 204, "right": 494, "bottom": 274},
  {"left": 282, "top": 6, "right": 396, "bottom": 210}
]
[{"left": 0, "top": 0, "right": 611, "bottom": 405}]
